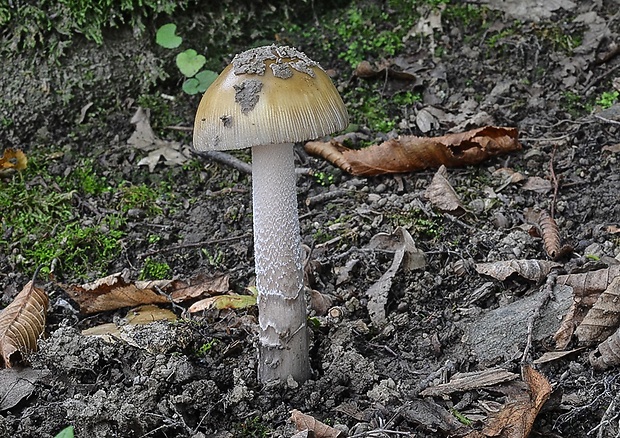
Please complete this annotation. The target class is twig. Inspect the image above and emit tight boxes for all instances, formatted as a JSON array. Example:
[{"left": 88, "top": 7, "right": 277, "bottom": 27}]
[
  {"left": 594, "top": 114, "right": 620, "bottom": 125},
  {"left": 305, "top": 189, "right": 351, "bottom": 207},
  {"left": 194, "top": 150, "right": 252, "bottom": 174},
  {"left": 549, "top": 144, "right": 559, "bottom": 219},
  {"left": 521, "top": 270, "right": 559, "bottom": 364},
  {"left": 139, "top": 234, "right": 251, "bottom": 258}
]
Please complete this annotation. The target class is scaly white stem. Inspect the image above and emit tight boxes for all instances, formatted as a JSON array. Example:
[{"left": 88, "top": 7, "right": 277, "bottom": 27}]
[{"left": 252, "top": 143, "right": 309, "bottom": 383}]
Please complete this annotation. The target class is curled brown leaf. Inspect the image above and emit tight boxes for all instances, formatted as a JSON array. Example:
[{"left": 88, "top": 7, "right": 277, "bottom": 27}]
[
  {"left": 305, "top": 126, "right": 522, "bottom": 176},
  {"left": 0, "top": 281, "right": 48, "bottom": 367}
]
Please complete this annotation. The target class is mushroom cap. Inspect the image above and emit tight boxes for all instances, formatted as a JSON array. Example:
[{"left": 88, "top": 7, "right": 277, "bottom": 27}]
[{"left": 193, "top": 45, "right": 349, "bottom": 151}]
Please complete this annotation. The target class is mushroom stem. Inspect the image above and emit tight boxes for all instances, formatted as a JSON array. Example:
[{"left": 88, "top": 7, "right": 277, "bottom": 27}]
[{"left": 252, "top": 143, "right": 310, "bottom": 383}]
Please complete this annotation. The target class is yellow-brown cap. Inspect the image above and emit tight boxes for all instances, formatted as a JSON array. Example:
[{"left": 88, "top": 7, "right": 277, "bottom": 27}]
[{"left": 193, "top": 45, "right": 348, "bottom": 151}]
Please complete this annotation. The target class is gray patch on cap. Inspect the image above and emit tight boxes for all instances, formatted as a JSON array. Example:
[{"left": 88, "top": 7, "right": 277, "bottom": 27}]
[
  {"left": 270, "top": 63, "right": 293, "bottom": 79},
  {"left": 232, "top": 45, "right": 319, "bottom": 79},
  {"left": 233, "top": 79, "right": 263, "bottom": 114}
]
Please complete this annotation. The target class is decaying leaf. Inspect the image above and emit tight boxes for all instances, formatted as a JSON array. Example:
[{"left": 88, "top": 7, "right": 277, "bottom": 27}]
[
  {"left": 63, "top": 270, "right": 230, "bottom": 314},
  {"left": 401, "top": 398, "right": 467, "bottom": 435},
  {"left": 309, "top": 289, "right": 334, "bottom": 316},
  {"left": 353, "top": 60, "right": 417, "bottom": 80},
  {"left": 83, "top": 304, "right": 178, "bottom": 342},
  {"left": 0, "top": 368, "right": 49, "bottom": 410},
  {"left": 557, "top": 265, "right": 620, "bottom": 296},
  {"left": 366, "top": 227, "right": 426, "bottom": 327},
  {"left": 575, "top": 276, "right": 620, "bottom": 346},
  {"left": 304, "top": 126, "right": 522, "bottom": 176},
  {"left": 0, "top": 148, "right": 27, "bottom": 172},
  {"left": 521, "top": 176, "right": 552, "bottom": 194},
  {"left": 476, "top": 366, "right": 552, "bottom": 438},
  {"left": 0, "top": 281, "right": 48, "bottom": 367},
  {"left": 538, "top": 211, "right": 561, "bottom": 260},
  {"left": 420, "top": 368, "right": 519, "bottom": 397},
  {"left": 425, "top": 165, "right": 466, "bottom": 214},
  {"left": 475, "top": 259, "right": 561, "bottom": 282},
  {"left": 290, "top": 409, "right": 344, "bottom": 438},
  {"left": 553, "top": 267, "right": 620, "bottom": 349},
  {"left": 590, "top": 324, "right": 620, "bottom": 370},
  {"left": 188, "top": 288, "right": 257, "bottom": 313},
  {"left": 127, "top": 106, "right": 191, "bottom": 172}
]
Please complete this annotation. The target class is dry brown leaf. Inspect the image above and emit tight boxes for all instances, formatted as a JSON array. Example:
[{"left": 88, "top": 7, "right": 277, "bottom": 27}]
[
  {"left": 425, "top": 165, "right": 466, "bottom": 214},
  {"left": 420, "top": 368, "right": 519, "bottom": 397},
  {"left": 0, "top": 281, "right": 48, "bottom": 367},
  {"left": 0, "top": 148, "right": 27, "bottom": 171},
  {"left": 290, "top": 409, "right": 343, "bottom": 438},
  {"left": 304, "top": 126, "right": 522, "bottom": 176},
  {"left": 479, "top": 366, "right": 552, "bottom": 438},
  {"left": 575, "top": 276, "right": 620, "bottom": 346},
  {"left": 590, "top": 325, "right": 620, "bottom": 370},
  {"left": 475, "top": 259, "right": 561, "bottom": 282},
  {"left": 64, "top": 271, "right": 230, "bottom": 314},
  {"left": 533, "top": 348, "right": 585, "bottom": 364},
  {"left": 557, "top": 266, "right": 620, "bottom": 296},
  {"left": 309, "top": 289, "right": 334, "bottom": 316},
  {"left": 538, "top": 211, "right": 561, "bottom": 260},
  {"left": 353, "top": 60, "right": 417, "bottom": 80},
  {"left": 553, "top": 267, "right": 620, "bottom": 349}
]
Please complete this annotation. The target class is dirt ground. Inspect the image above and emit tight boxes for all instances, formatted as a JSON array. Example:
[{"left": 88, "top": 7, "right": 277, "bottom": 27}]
[{"left": 1, "top": 1, "right": 620, "bottom": 437}]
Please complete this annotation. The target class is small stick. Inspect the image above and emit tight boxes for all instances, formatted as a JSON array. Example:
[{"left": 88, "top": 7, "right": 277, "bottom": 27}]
[
  {"left": 194, "top": 150, "right": 252, "bottom": 174},
  {"left": 140, "top": 234, "right": 251, "bottom": 258},
  {"left": 521, "top": 270, "right": 559, "bottom": 364}
]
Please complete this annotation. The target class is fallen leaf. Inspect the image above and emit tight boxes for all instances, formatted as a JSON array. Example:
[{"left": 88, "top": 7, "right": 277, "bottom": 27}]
[
  {"left": 366, "top": 227, "right": 426, "bottom": 327},
  {"left": 589, "top": 324, "right": 620, "bottom": 370},
  {"left": 0, "top": 281, "right": 48, "bottom": 367},
  {"left": 309, "top": 289, "right": 334, "bottom": 316},
  {"left": 553, "top": 267, "right": 620, "bottom": 349},
  {"left": 478, "top": 366, "right": 552, "bottom": 438},
  {"left": 425, "top": 165, "right": 466, "bottom": 214},
  {"left": 290, "top": 409, "right": 344, "bottom": 438},
  {"left": 305, "top": 126, "right": 522, "bottom": 176},
  {"left": 188, "top": 289, "right": 257, "bottom": 313},
  {"left": 83, "top": 304, "right": 177, "bottom": 342},
  {"left": 533, "top": 348, "right": 584, "bottom": 364},
  {"left": 127, "top": 107, "right": 191, "bottom": 171},
  {"left": 0, "top": 368, "right": 49, "bottom": 410},
  {"left": 475, "top": 259, "right": 561, "bottom": 282},
  {"left": 420, "top": 368, "right": 519, "bottom": 397},
  {"left": 0, "top": 148, "right": 27, "bottom": 177},
  {"left": 63, "top": 270, "right": 230, "bottom": 314},
  {"left": 575, "top": 276, "right": 620, "bottom": 346},
  {"left": 353, "top": 60, "right": 417, "bottom": 80},
  {"left": 401, "top": 398, "right": 467, "bottom": 435},
  {"left": 137, "top": 143, "right": 191, "bottom": 173},
  {"left": 521, "top": 176, "right": 552, "bottom": 194},
  {"left": 602, "top": 144, "right": 620, "bottom": 153}
]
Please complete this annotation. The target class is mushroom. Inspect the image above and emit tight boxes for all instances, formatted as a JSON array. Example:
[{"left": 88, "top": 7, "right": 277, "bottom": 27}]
[{"left": 193, "top": 45, "right": 348, "bottom": 383}]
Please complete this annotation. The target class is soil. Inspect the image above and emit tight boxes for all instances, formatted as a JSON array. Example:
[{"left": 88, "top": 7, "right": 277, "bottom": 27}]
[{"left": 1, "top": 1, "right": 620, "bottom": 437}]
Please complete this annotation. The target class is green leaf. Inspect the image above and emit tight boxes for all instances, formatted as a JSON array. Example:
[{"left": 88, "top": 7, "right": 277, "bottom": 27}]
[
  {"left": 182, "top": 78, "right": 201, "bottom": 95},
  {"left": 55, "top": 426, "right": 75, "bottom": 438},
  {"left": 176, "top": 49, "right": 206, "bottom": 77},
  {"left": 195, "top": 70, "right": 218, "bottom": 92},
  {"left": 156, "top": 23, "right": 182, "bottom": 49}
]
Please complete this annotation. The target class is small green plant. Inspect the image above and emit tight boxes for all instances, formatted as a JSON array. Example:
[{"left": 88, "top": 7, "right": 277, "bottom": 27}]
[
  {"left": 596, "top": 90, "right": 619, "bottom": 109},
  {"left": 393, "top": 91, "right": 422, "bottom": 106},
  {"left": 54, "top": 425, "right": 74, "bottom": 438},
  {"left": 156, "top": 23, "right": 218, "bottom": 95},
  {"left": 119, "top": 183, "right": 163, "bottom": 216},
  {"left": 201, "top": 248, "right": 224, "bottom": 267},
  {"left": 140, "top": 257, "right": 171, "bottom": 280},
  {"left": 196, "top": 339, "right": 218, "bottom": 357},
  {"left": 313, "top": 171, "right": 335, "bottom": 187}
]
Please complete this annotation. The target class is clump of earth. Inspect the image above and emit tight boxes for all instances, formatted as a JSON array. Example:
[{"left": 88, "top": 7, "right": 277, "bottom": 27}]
[{"left": 1, "top": 1, "right": 619, "bottom": 437}]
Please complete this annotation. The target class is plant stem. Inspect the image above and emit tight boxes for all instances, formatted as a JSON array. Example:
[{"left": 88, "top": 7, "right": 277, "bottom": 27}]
[{"left": 252, "top": 143, "right": 309, "bottom": 383}]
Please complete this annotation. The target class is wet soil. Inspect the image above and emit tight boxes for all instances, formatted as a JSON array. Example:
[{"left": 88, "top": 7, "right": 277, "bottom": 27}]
[{"left": 1, "top": 1, "right": 620, "bottom": 437}]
